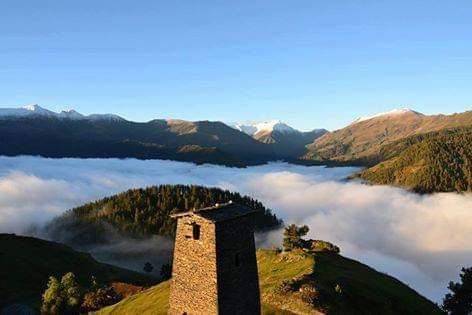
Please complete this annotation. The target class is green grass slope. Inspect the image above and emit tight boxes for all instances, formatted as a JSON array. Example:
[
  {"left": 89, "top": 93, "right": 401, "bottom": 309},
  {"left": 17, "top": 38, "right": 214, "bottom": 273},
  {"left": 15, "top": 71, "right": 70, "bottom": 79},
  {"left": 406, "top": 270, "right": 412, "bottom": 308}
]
[
  {"left": 0, "top": 234, "right": 158, "bottom": 310},
  {"left": 358, "top": 127, "right": 471, "bottom": 193},
  {"left": 96, "top": 249, "right": 441, "bottom": 315}
]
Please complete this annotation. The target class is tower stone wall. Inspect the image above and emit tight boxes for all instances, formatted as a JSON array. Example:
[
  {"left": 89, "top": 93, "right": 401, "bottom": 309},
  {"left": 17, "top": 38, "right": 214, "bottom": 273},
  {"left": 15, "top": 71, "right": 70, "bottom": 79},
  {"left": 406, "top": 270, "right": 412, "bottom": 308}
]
[
  {"left": 168, "top": 203, "right": 261, "bottom": 315},
  {"left": 169, "top": 215, "right": 219, "bottom": 314},
  {"left": 215, "top": 215, "right": 261, "bottom": 314}
]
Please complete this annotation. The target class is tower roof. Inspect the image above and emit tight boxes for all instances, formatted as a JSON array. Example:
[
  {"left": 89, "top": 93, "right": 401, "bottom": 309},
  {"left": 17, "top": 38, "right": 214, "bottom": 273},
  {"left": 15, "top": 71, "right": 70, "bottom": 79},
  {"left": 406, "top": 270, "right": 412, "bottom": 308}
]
[{"left": 170, "top": 202, "right": 257, "bottom": 222}]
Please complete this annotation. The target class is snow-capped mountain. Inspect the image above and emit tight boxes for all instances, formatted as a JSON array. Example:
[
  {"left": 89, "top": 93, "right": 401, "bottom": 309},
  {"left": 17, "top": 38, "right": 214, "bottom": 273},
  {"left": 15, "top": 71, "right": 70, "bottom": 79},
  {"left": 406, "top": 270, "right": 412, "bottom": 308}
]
[
  {"left": 232, "top": 119, "right": 299, "bottom": 136},
  {"left": 0, "top": 104, "right": 124, "bottom": 121},
  {"left": 351, "top": 108, "right": 423, "bottom": 124},
  {"left": 231, "top": 119, "right": 327, "bottom": 156}
]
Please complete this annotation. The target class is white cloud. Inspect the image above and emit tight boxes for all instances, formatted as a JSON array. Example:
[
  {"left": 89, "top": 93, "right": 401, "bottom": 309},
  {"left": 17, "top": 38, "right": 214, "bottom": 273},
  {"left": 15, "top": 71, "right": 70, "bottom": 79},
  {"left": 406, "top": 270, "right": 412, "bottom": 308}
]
[{"left": 0, "top": 155, "right": 471, "bottom": 302}]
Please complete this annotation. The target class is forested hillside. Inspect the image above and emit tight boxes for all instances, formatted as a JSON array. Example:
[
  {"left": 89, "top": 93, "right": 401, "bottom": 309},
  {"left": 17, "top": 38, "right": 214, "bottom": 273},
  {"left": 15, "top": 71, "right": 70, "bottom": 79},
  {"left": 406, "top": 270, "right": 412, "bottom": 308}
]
[
  {"left": 48, "top": 185, "right": 282, "bottom": 245},
  {"left": 357, "top": 127, "right": 472, "bottom": 193}
]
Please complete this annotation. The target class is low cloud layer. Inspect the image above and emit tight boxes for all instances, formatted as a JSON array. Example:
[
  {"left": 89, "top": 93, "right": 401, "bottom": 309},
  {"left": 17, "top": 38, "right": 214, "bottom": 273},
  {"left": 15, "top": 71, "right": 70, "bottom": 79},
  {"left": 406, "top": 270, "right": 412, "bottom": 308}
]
[{"left": 1, "top": 156, "right": 471, "bottom": 302}]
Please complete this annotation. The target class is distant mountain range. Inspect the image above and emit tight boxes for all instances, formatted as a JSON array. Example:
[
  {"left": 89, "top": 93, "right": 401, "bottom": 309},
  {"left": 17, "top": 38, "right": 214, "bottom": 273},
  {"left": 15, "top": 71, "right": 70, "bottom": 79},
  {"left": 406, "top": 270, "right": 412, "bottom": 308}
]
[
  {"left": 0, "top": 104, "right": 470, "bottom": 192},
  {"left": 0, "top": 105, "right": 325, "bottom": 166},
  {"left": 0, "top": 104, "right": 124, "bottom": 121}
]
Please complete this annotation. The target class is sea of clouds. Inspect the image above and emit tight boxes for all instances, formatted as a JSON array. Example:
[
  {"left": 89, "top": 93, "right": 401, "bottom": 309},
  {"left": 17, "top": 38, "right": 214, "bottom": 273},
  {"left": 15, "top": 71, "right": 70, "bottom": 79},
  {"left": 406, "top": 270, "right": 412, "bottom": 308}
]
[{"left": 1, "top": 155, "right": 471, "bottom": 302}]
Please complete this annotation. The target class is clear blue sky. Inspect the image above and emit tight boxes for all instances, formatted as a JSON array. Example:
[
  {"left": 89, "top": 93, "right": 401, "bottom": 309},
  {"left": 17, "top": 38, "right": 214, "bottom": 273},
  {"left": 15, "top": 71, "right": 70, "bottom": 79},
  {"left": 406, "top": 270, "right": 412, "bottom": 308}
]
[{"left": 1, "top": 1, "right": 471, "bottom": 130}]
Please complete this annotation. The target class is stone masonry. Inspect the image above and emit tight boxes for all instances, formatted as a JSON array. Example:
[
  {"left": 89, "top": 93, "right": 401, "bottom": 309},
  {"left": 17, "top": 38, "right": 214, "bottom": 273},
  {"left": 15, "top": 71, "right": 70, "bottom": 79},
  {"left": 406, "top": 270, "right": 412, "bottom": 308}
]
[{"left": 168, "top": 202, "right": 261, "bottom": 315}]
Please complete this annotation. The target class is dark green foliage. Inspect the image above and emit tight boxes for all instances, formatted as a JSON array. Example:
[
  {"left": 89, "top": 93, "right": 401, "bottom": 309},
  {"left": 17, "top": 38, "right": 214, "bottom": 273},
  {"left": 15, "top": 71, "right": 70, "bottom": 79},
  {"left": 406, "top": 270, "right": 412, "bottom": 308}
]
[
  {"left": 442, "top": 267, "right": 472, "bottom": 314},
  {"left": 143, "top": 262, "right": 153, "bottom": 274},
  {"left": 50, "top": 185, "right": 281, "bottom": 244},
  {"left": 282, "top": 224, "right": 309, "bottom": 251},
  {"left": 359, "top": 127, "right": 472, "bottom": 193}
]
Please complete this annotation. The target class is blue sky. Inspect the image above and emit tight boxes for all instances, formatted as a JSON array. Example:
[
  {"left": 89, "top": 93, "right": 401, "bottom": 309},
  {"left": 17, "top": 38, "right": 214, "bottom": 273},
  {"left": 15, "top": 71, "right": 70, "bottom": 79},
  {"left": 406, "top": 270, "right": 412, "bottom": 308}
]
[{"left": 1, "top": 1, "right": 471, "bottom": 130}]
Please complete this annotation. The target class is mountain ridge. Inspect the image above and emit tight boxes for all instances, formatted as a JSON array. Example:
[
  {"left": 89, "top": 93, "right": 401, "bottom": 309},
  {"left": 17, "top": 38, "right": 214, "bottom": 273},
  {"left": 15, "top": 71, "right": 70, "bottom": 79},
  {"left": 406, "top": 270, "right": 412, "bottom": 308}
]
[
  {"left": 303, "top": 110, "right": 472, "bottom": 163},
  {"left": 0, "top": 104, "right": 124, "bottom": 121}
]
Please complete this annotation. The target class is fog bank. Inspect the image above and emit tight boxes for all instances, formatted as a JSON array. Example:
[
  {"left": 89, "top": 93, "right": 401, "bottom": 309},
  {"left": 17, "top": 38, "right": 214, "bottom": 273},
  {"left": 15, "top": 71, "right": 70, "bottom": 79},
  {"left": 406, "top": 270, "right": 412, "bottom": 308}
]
[{"left": 1, "top": 156, "right": 471, "bottom": 302}]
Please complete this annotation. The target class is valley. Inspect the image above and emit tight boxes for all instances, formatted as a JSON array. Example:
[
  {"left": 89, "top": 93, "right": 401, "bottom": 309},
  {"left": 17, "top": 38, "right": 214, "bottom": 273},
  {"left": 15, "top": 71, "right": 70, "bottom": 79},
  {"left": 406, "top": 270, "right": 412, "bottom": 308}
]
[{"left": 0, "top": 106, "right": 470, "bottom": 313}]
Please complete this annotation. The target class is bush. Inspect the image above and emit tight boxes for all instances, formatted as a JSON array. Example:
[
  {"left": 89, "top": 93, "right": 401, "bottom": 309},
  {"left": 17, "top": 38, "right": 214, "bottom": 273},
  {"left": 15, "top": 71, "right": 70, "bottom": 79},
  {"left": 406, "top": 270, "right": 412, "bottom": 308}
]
[
  {"left": 110, "top": 282, "right": 144, "bottom": 298},
  {"left": 81, "top": 287, "right": 121, "bottom": 312},
  {"left": 309, "top": 240, "right": 340, "bottom": 253}
]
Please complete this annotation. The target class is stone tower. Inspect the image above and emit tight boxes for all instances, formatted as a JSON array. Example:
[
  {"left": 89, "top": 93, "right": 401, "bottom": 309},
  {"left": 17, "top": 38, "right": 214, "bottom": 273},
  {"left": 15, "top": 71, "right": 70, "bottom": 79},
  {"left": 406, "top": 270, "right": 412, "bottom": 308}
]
[{"left": 168, "top": 202, "right": 261, "bottom": 315}]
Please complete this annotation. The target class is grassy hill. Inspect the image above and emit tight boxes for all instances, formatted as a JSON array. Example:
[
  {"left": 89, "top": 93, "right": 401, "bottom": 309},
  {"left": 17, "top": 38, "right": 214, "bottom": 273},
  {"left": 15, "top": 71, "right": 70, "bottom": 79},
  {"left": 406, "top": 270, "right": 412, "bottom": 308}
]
[
  {"left": 357, "top": 127, "right": 471, "bottom": 193},
  {"left": 0, "top": 234, "right": 158, "bottom": 310},
  {"left": 96, "top": 249, "right": 441, "bottom": 315},
  {"left": 303, "top": 110, "right": 472, "bottom": 163}
]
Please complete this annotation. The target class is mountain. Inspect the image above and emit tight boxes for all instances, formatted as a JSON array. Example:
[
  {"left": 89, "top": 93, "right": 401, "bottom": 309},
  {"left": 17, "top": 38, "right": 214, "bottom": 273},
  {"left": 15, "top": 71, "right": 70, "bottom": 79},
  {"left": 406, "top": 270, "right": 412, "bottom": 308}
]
[
  {"left": 355, "top": 127, "right": 472, "bottom": 193},
  {"left": 96, "top": 249, "right": 441, "bottom": 315},
  {"left": 350, "top": 108, "right": 424, "bottom": 125},
  {"left": 48, "top": 184, "right": 282, "bottom": 246},
  {"left": 233, "top": 120, "right": 328, "bottom": 157},
  {"left": 0, "top": 106, "right": 280, "bottom": 166},
  {"left": 0, "top": 104, "right": 124, "bottom": 121},
  {"left": 233, "top": 120, "right": 299, "bottom": 137},
  {"left": 0, "top": 234, "right": 157, "bottom": 310},
  {"left": 303, "top": 109, "right": 472, "bottom": 164}
]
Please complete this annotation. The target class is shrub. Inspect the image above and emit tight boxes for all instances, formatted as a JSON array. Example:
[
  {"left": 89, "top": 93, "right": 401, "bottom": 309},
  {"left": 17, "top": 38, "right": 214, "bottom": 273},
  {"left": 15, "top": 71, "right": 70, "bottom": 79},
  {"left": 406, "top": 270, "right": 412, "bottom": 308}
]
[
  {"left": 110, "top": 282, "right": 144, "bottom": 298},
  {"left": 143, "top": 262, "right": 154, "bottom": 273},
  {"left": 81, "top": 287, "right": 121, "bottom": 312},
  {"left": 310, "top": 240, "right": 340, "bottom": 253}
]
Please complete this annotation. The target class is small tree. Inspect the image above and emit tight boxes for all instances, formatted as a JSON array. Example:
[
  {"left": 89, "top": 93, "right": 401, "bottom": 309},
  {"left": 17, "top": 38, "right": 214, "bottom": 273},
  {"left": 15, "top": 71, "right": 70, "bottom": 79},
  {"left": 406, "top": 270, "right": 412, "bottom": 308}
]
[
  {"left": 442, "top": 267, "right": 472, "bottom": 314},
  {"left": 41, "top": 276, "right": 63, "bottom": 314},
  {"left": 41, "top": 272, "right": 81, "bottom": 314},
  {"left": 61, "top": 272, "right": 81, "bottom": 312},
  {"left": 143, "top": 262, "right": 154, "bottom": 273},
  {"left": 160, "top": 263, "right": 172, "bottom": 280},
  {"left": 283, "top": 224, "right": 309, "bottom": 251}
]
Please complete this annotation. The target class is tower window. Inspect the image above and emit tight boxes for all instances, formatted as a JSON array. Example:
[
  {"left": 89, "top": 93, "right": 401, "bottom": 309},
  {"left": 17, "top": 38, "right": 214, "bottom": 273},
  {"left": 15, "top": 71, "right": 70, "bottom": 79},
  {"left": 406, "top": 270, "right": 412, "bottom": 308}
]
[
  {"left": 192, "top": 224, "right": 200, "bottom": 240},
  {"left": 234, "top": 253, "right": 241, "bottom": 267}
]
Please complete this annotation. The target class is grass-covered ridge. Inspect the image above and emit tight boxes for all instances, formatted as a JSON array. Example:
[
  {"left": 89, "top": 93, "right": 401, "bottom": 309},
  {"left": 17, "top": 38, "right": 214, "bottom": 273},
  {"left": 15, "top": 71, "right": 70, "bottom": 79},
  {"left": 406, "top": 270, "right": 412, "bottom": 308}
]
[
  {"left": 357, "top": 127, "right": 472, "bottom": 193},
  {"left": 0, "top": 234, "right": 158, "bottom": 310},
  {"left": 96, "top": 249, "right": 441, "bottom": 315}
]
